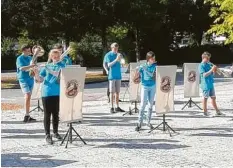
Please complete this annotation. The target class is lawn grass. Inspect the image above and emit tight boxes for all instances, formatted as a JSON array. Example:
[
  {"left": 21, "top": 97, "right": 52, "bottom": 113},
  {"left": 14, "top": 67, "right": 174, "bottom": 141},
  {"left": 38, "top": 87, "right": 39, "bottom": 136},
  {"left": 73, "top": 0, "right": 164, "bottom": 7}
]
[{"left": 1, "top": 73, "right": 107, "bottom": 89}]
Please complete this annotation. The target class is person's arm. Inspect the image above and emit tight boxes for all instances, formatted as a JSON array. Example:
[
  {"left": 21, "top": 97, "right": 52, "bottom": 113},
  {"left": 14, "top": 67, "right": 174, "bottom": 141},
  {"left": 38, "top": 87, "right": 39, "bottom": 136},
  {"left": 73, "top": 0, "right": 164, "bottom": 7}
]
[
  {"left": 19, "top": 64, "right": 36, "bottom": 71},
  {"left": 199, "top": 64, "right": 216, "bottom": 77},
  {"left": 33, "top": 67, "right": 44, "bottom": 83},
  {"left": 141, "top": 64, "right": 155, "bottom": 77},
  {"left": 107, "top": 54, "right": 121, "bottom": 67},
  {"left": 16, "top": 57, "right": 36, "bottom": 71},
  {"left": 103, "top": 62, "right": 109, "bottom": 74},
  {"left": 143, "top": 67, "right": 154, "bottom": 77},
  {"left": 44, "top": 66, "right": 60, "bottom": 77}
]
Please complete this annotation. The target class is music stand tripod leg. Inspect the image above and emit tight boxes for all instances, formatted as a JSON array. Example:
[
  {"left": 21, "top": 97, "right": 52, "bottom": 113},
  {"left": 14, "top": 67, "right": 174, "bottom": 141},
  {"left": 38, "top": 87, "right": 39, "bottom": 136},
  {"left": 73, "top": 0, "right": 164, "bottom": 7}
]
[
  {"left": 165, "top": 124, "right": 172, "bottom": 137},
  {"left": 69, "top": 123, "right": 73, "bottom": 143},
  {"left": 72, "top": 127, "right": 87, "bottom": 145},
  {"left": 181, "top": 99, "right": 191, "bottom": 110},
  {"left": 148, "top": 122, "right": 163, "bottom": 133},
  {"left": 166, "top": 123, "right": 176, "bottom": 133},
  {"left": 65, "top": 131, "right": 70, "bottom": 148},
  {"left": 60, "top": 127, "right": 69, "bottom": 145},
  {"left": 191, "top": 100, "right": 203, "bottom": 110}
]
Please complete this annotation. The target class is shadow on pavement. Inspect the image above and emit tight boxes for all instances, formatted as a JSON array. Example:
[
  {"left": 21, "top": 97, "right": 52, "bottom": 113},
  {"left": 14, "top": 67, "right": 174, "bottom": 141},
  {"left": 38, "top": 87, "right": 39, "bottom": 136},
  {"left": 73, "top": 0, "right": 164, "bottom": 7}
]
[
  {"left": 1, "top": 153, "right": 76, "bottom": 167},
  {"left": 190, "top": 133, "right": 233, "bottom": 137},
  {"left": 96, "top": 143, "right": 190, "bottom": 150},
  {"left": 84, "top": 138, "right": 179, "bottom": 143}
]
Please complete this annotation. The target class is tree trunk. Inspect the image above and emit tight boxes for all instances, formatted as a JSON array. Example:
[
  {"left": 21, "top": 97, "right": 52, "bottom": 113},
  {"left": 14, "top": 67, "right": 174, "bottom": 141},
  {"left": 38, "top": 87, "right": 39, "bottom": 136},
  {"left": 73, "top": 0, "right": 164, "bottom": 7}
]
[
  {"left": 101, "top": 26, "right": 108, "bottom": 75},
  {"left": 135, "top": 27, "right": 140, "bottom": 62}
]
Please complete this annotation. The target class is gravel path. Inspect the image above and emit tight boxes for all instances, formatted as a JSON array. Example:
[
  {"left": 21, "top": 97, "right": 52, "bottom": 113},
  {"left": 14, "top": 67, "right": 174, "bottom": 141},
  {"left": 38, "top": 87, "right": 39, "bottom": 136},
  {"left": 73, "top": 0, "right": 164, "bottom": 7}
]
[{"left": 1, "top": 77, "right": 233, "bottom": 167}]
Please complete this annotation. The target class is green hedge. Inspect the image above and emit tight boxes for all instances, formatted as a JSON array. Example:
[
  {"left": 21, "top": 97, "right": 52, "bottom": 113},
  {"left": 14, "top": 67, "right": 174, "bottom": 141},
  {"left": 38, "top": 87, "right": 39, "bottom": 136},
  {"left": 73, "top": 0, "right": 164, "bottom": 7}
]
[{"left": 1, "top": 45, "right": 233, "bottom": 70}]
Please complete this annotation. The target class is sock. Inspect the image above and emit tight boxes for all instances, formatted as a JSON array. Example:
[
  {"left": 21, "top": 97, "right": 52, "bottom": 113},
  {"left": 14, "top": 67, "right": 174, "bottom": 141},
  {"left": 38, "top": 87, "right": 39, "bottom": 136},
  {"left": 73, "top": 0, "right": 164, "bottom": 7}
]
[{"left": 25, "top": 113, "right": 30, "bottom": 117}]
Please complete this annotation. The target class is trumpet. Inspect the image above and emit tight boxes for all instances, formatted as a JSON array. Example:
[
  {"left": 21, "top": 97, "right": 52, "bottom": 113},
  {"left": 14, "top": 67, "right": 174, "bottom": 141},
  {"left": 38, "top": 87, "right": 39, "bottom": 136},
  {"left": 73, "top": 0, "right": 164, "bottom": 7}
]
[
  {"left": 209, "top": 62, "right": 228, "bottom": 77},
  {"left": 29, "top": 45, "right": 45, "bottom": 77}
]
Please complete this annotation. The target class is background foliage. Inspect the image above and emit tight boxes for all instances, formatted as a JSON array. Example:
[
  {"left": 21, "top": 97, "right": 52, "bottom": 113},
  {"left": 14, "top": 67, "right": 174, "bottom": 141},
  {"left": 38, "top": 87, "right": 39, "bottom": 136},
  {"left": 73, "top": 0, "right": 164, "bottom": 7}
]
[{"left": 1, "top": 0, "right": 233, "bottom": 70}]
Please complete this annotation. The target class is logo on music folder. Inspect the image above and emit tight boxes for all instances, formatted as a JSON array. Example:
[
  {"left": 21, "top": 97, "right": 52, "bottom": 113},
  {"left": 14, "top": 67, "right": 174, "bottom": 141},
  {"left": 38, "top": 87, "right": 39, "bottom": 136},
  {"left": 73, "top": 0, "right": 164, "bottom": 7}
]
[
  {"left": 65, "top": 80, "right": 79, "bottom": 98},
  {"left": 160, "top": 76, "right": 171, "bottom": 93},
  {"left": 188, "top": 71, "right": 196, "bottom": 83}
]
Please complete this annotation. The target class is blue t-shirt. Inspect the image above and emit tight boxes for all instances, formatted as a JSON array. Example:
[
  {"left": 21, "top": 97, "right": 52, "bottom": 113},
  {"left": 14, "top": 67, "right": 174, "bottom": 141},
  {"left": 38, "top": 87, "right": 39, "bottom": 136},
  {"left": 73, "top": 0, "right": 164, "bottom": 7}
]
[
  {"left": 199, "top": 62, "right": 214, "bottom": 91},
  {"left": 139, "top": 62, "right": 157, "bottom": 87},
  {"left": 63, "top": 55, "right": 72, "bottom": 65},
  {"left": 16, "top": 54, "right": 34, "bottom": 83},
  {"left": 105, "top": 51, "right": 122, "bottom": 80},
  {"left": 40, "top": 62, "right": 65, "bottom": 97}
]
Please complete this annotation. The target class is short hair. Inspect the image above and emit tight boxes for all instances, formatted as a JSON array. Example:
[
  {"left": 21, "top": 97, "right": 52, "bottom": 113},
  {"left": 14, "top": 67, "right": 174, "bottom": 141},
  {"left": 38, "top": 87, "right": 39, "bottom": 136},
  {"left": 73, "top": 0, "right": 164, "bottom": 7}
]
[
  {"left": 53, "top": 43, "right": 63, "bottom": 49},
  {"left": 202, "top": 51, "right": 211, "bottom": 58},
  {"left": 21, "top": 44, "right": 30, "bottom": 51},
  {"left": 146, "top": 51, "right": 155, "bottom": 61},
  {"left": 110, "top": 43, "right": 119, "bottom": 48},
  {"left": 48, "top": 49, "right": 61, "bottom": 59}
]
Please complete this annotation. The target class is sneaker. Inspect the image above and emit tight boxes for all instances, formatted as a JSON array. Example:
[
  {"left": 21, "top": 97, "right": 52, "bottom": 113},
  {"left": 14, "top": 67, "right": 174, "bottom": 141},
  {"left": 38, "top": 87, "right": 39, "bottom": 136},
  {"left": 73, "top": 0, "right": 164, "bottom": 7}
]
[
  {"left": 203, "top": 112, "right": 208, "bottom": 116},
  {"left": 147, "top": 123, "right": 154, "bottom": 130},
  {"left": 110, "top": 108, "right": 116, "bottom": 114},
  {"left": 115, "top": 107, "right": 125, "bottom": 112},
  {"left": 215, "top": 111, "right": 225, "bottom": 116},
  {"left": 53, "top": 133, "right": 62, "bottom": 140},
  {"left": 45, "top": 134, "right": 53, "bottom": 145},
  {"left": 135, "top": 124, "right": 141, "bottom": 132},
  {"left": 23, "top": 116, "right": 36, "bottom": 123}
]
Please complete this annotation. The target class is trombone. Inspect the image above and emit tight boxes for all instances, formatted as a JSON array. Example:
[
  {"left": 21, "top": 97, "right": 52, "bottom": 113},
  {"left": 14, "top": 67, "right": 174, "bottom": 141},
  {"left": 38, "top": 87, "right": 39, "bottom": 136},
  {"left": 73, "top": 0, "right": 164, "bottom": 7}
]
[{"left": 209, "top": 62, "right": 229, "bottom": 77}]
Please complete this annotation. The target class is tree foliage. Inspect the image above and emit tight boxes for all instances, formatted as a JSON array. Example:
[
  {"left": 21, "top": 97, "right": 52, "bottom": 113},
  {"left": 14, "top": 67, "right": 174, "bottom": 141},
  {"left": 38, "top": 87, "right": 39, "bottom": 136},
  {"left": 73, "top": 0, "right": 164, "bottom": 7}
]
[
  {"left": 2, "top": 0, "right": 222, "bottom": 66},
  {"left": 206, "top": 0, "right": 233, "bottom": 44}
]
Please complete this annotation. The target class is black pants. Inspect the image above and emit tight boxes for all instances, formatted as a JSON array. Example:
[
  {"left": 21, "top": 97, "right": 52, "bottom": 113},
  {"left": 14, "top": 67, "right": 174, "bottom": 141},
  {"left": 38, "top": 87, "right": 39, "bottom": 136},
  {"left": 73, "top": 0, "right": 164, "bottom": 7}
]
[{"left": 42, "top": 96, "right": 59, "bottom": 135}]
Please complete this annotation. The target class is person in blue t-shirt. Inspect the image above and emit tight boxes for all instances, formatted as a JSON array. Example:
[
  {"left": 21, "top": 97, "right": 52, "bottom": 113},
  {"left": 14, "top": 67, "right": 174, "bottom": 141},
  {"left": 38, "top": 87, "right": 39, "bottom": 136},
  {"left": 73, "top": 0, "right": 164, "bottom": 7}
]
[
  {"left": 33, "top": 49, "right": 65, "bottom": 144},
  {"left": 53, "top": 44, "right": 72, "bottom": 65},
  {"left": 135, "top": 51, "right": 157, "bottom": 131},
  {"left": 16, "top": 44, "right": 37, "bottom": 123},
  {"left": 199, "top": 51, "right": 223, "bottom": 116},
  {"left": 104, "top": 43, "right": 125, "bottom": 113}
]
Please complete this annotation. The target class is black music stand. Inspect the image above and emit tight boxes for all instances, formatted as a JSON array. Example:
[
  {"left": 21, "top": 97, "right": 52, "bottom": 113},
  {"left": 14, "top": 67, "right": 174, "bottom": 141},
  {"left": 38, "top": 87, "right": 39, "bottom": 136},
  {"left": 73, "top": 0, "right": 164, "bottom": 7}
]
[
  {"left": 60, "top": 122, "right": 86, "bottom": 148},
  {"left": 29, "top": 99, "right": 43, "bottom": 113},
  {"left": 149, "top": 114, "right": 175, "bottom": 137},
  {"left": 123, "top": 101, "right": 139, "bottom": 116},
  {"left": 182, "top": 98, "right": 202, "bottom": 110}
]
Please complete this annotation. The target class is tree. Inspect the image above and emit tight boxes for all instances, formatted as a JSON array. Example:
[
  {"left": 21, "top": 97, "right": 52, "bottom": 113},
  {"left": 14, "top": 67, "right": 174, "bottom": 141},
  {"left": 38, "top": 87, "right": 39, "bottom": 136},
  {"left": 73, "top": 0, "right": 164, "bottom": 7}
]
[{"left": 206, "top": 0, "right": 233, "bottom": 44}]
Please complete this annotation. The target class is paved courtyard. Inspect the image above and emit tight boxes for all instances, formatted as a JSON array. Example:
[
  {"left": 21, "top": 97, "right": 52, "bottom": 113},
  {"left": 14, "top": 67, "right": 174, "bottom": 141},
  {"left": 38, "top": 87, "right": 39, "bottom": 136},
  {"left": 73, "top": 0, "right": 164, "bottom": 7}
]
[{"left": 1, "top": 75, "right": 233, "bottom": 167}]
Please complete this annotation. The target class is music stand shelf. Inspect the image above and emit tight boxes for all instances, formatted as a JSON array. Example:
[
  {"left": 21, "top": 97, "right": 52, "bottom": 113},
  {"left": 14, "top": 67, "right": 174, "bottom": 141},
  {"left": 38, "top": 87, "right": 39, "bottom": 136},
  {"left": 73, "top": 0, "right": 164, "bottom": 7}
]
[
  {"left": 149, "top": 114, "right": 176, "bottom": 137},
  {"left": 60, "top": 122, "right": 86, "bottom": 148}
]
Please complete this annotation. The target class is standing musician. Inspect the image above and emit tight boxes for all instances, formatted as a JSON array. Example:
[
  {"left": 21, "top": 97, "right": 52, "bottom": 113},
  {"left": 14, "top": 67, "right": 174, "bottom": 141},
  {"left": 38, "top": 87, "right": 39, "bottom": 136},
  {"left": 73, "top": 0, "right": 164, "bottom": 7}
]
[
  {"left": 104, "top": 43, "right": 125, "bottom": 113},
  {"left": 33, "top": 49, "right": 65, "bottom": 144},
  {"left": 135, "top": 51, "right": 157, "bottom": 131},
  {"left": 16, "top": 44, "right": 37, "bottom": 122},
  {"left": 198, "top": 51, "right": 224, "bottom": 116},
  {"left": 53, "top": 44, "right": 72, "bottom": 65}
]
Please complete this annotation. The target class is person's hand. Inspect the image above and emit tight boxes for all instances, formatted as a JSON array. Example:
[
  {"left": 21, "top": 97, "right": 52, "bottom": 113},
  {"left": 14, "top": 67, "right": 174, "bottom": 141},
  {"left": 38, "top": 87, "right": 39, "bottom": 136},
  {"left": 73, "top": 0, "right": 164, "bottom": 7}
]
[
  {"left": 212, "top": 65, "right": 217, "bottom": 72},
  {"left": 32, "top": 66, "right": 39, "bottom": 76},
  {"left": 30, "top": 64, "right": 36, "bottom": 68},
  {"left": 116, "top": 53, "right": 121, "bottom": 61}
]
